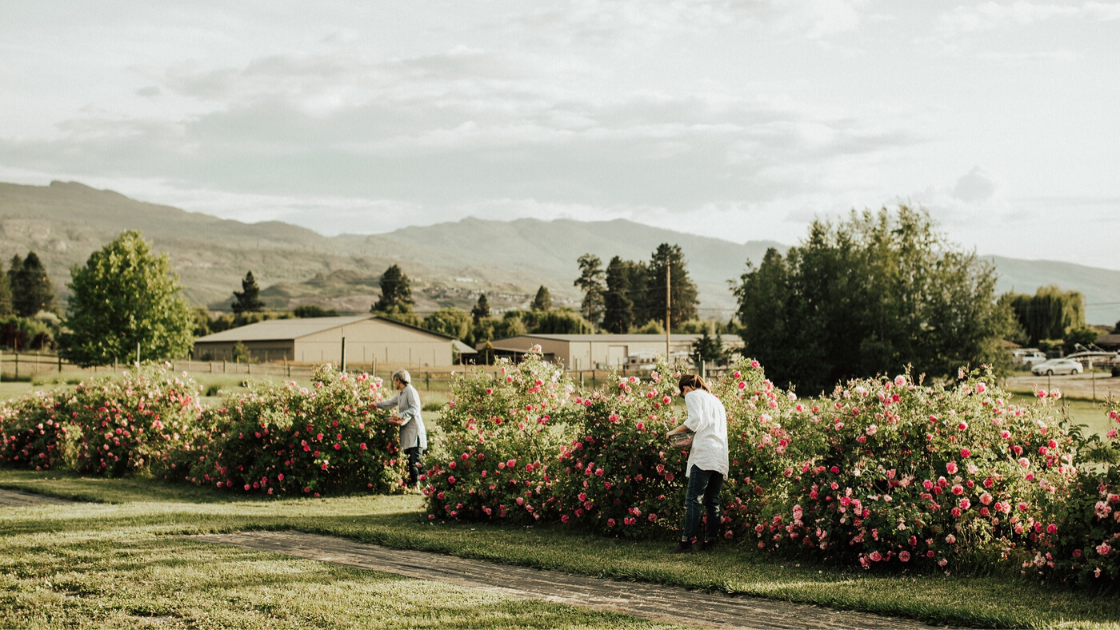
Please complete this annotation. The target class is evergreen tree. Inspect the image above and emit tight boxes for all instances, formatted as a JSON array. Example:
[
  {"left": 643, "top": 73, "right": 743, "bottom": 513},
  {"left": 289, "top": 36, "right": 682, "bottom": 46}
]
[
  {"left": 373, "top": 264, "right": 413, "bottom": 312},
  {"left": 7, "top": 255, "right": 22, "bottom": 309},
  {"left": 530, "top": 285, "right": 552, "bottom": 312},
  {"left": 13, "top": 252, "right": 56, "bottom": 317},
  {"left": 690, "top": 326, "right": 724, "bottom": 369},
  {"left": 574, "top": 254, "right": 605, "bottom": 327},
  {"left": 0, "top": 260, "right": 12, "bottom": 318},
  {"left": 61, "top": 231, "right": 194, "bottom": 367},
  {"left": 645, "top": 244, "right": 698, "bottom": 330},
  {"left": 602, "top": 256, "right": 635, "bottom": 334},
  {"left": 471, "top": 293, "right": 491, "bottom": 325},
  {"left": 231, "top": 271, "right": 265, "bottom": 314}
]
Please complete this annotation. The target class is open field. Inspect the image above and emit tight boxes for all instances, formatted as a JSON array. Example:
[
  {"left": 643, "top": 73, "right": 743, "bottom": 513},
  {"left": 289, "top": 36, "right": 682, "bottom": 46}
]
[{"left": 3, "top": 472, "right": 1120, "bottom": 629}]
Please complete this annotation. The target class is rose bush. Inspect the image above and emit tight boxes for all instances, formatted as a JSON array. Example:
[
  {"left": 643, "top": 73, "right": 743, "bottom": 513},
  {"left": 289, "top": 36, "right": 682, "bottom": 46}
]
[
  {"left": 0, "top": 390, "right": 70, "bottom": 471},
  {"left": 165, "top": 366, "right": 404, "bottom": 496},
  {"left": 71, "top": 365, "right": 205, "bottom": 477},
  {"left": 423, "top": 351, "right": 578, "bottom": 523}
]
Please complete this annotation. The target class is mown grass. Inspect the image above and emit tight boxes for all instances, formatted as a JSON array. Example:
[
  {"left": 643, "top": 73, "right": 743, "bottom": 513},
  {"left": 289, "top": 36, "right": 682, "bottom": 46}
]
[{"left": 2, "top": 472, "right": 1120, "bottom": 629}]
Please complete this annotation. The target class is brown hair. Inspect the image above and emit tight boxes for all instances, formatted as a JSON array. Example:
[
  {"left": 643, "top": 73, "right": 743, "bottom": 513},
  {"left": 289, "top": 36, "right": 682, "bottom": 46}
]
[{"left": 678, "top": 374, "right": 710, "bottom": 395}]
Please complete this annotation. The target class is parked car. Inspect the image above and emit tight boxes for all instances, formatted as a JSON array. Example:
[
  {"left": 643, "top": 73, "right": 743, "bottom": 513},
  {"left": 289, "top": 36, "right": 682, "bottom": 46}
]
[
  {"left": 1031, "top": 358, "right": 1084, "bottom": 376},
  {"left": 1012, "top": 349, "right": 1048, "bottom": 368}
]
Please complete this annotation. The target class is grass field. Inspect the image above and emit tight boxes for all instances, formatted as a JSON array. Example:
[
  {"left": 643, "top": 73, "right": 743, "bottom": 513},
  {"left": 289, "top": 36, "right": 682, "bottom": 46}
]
[{"left": 3, "top": 472, "right": 1120, "bottom": 629}]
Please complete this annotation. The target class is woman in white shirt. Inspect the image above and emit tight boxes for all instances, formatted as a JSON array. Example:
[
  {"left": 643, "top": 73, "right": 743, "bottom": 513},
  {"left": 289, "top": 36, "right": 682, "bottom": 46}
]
[{"left": 666, "top": 374, "right": 729, "bottom": 553}]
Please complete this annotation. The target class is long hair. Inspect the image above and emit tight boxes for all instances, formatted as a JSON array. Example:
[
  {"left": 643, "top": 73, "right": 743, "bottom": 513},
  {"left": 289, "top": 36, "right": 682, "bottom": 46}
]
[{"left": 678, "top": 373, "right": 710, "bottom": 395}]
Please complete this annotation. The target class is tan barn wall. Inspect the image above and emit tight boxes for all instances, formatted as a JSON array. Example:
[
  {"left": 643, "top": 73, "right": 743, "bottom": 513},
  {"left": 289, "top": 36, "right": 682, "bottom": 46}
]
[{"left": 295, "top": 319, "right": 452, "bottom": 367}]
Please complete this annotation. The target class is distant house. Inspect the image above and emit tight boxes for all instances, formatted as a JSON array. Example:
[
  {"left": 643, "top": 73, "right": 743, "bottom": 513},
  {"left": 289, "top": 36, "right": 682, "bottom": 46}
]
[
  {"left": 194, "top": 315, "right": 471, "bottom": 367},
  {"left": 1098, "top": 333, "right": 1120, "bottom": 351},
  {"left": 482, "top": 333, "right": 743, "bottom": 370}
]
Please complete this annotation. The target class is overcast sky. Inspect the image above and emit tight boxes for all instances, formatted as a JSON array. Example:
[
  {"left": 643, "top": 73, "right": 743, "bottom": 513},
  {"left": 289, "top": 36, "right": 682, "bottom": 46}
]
[{"left": 2, "top": 1, "right": 1118, "bottom": 269}]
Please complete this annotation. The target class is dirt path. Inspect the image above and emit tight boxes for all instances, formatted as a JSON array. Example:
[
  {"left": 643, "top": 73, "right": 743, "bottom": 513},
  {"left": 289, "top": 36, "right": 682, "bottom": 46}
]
[
  {"left": 194, "top": 530, "right": 938, "bottom": 630},
  {"left": 0, "top": 487, "right": 73, "bottom": 507}
]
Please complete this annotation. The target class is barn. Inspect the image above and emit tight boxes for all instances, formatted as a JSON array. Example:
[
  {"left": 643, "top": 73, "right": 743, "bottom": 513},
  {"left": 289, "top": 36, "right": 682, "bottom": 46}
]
[
  {"left": 193, "top": 315, "right": 466, "bottom": 367},
  {"left": 483, "top": 333, "right": 743, "bottom": 370}
]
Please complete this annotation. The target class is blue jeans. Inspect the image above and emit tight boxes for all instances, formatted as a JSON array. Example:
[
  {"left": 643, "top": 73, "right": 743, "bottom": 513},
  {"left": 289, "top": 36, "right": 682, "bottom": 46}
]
[{"left": 682, "top": 465, "right": 723, "bottom": 542}]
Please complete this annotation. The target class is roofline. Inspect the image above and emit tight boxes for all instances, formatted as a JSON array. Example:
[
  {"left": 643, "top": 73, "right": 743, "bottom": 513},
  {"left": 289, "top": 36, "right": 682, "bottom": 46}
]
[
  {"left": 195, "top": 314, "right": 459, "bottom": 343},
  {"left": 486, "top": 333, "right": 743, "bottom": 343}
]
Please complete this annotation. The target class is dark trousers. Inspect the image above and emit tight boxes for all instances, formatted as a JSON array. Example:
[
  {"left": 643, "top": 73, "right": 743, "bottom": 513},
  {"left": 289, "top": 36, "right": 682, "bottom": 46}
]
[
  {"left": 405, "top": 446, "right": 424, "bottom": 485},
  {"left": 682, "top": 465, "right": 723, "bottom": 542}
]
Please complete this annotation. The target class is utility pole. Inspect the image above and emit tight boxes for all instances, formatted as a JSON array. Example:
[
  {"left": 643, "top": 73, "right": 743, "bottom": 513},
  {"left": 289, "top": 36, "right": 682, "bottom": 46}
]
[
  {"left": 136, "top": 342, "right": 141, "bottom": 367},
  {"left": 665, "top": 264, "right": 671, "bottom": 361},
  {"left": 341, "top": 336, "right": 347, "bottom": 372}
]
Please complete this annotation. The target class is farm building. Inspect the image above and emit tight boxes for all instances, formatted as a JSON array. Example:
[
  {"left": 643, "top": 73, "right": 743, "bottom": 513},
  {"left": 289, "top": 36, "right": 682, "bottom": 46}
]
[
  {"left": 193, "top": 315, "right": 469, "bottom": 367},
  {"left": 482, "top": 333, "right": 743, "bottom": 370}
]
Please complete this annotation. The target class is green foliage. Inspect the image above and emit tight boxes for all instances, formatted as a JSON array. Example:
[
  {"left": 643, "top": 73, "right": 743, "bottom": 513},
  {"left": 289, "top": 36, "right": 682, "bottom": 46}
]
[
  {"left": 191, "top": 307, "right": 212, "bottom": 337},
  {"left": 674, "top": 318, "right": 711, "bottom": 334},
  {"left": 0, "top": 314, "right": 58, "bottom": 351},
  {"left": 293, "top": 305, "right": 340, "bottom": 318},
  {"left": 373, "top": 264, "right": 413, "bottom": 312},
  {"left": 230, "top": 270, "right": 265, "bottom": 314},
  {"left": 734, "top": 207, "right": 1014, "bottom": 394},
  {"left": 632, "top": 319, "right": 665, "bottom": 335},
  {"left": 0, "top": 260, "right": 12, "bottom": 318},
  {"left": 602, "top": 256, "right": 635, "bottom": 333},
  {"left": 471, "top": 293, "right": 491, "bottom": 325},
  {"left": 0, "top": 390, "right": 70, "bottom": 470},
  {"left": 206, "top": 310, "right": 291, "bottom": 334},
  {"left": 1002, "top": 286, "right": 1086, "bottom": 346},
  {"left": 530, "top": 309, "right": 594, "bottom": 334},
  {"left": 61, "top": 231, "right": 195, "bottom": 367},
  {"left": 231, "top": 341, "right": 253, "bottom": 364},
  {"left": 574, "top": 254, "right": 605, "bottom": 326},
  {"left": 530, "top": 285, "right": 552, "bottom": 312},
  {"left": 1064, "top": 325, "right": 1100, "bottom": 353},
  {"left": 10, "top": 251, "right": 56, "bottom": 317},
  {"left": 423, "top": 307, "right": 473, "bottom": 340},
  {"left": 689, "top": 327, "right": 725, "bottom": 366},
  {"left": 646, "top": 243, "right": 698, "bottom": 326},
  {"left": 375, "top": 304, "right": 421, "bottom": 327}
]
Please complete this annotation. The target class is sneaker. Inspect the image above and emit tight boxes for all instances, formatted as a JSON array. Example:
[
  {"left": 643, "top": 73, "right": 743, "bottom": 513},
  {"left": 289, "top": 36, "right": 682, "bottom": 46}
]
[{"left": 669, "top": 541, "right": 693, "bottom": 554}]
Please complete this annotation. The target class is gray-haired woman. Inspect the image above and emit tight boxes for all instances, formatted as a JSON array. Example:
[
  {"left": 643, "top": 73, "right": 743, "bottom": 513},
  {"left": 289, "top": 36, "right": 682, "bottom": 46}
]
[{"left": 376, "top": 370, "right": 427, "bottom": 492}]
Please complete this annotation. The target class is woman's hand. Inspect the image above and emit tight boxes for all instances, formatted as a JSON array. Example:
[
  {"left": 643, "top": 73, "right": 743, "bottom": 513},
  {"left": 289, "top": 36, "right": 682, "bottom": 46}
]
[{"left": 388, "top": 415, "right": 404, "bottom": 425}]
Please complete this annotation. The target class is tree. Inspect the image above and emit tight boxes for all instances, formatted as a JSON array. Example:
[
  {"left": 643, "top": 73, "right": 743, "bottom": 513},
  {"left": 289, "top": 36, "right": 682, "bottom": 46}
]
[
  {"left": 293, "top": 305, "right": 339, "bottom": 318},
  {"left": 13, "top": 252, "right": 56, "bottom": 317},
  {"left": 471, "top": 293, "right": 491, "bottom": 325},
  {"left": 602, "top": 256, "right": 635, "bottom": 334},
  {"left": 61, "top": 231, "right": 194, "bottom": 367},
  {"left": 231, "top": 271, "right": 265, "bottom": 314},
  {"left": 1114, "top": 320, "right": 1120, "bottom": 334},
  {"left": 530, "top": 285, "right": 553, "bottom": 312},
  {"left": 574, "top": 254, "right": 605, "bottom": 327},
  {"left": 531, "top": 309, "right": 593, "bottom": 334},
  {"left": 690, "top": 326, "right": 725, "bottom": 370},
  {"left": 1002, "top": 286, "right": 1085, "bottom": 346},
  {"left": 373, "top": 264, "right": 413, "bottom": 312},
  {"left": 733, "top": 207, "right": 1014, "bottom": 394},
  {"left": 645, "top": 244, "right": 698, "bottom": 329},
  {"left": 0, "top": 260, "right": 12, "bottom": 318},
  {"left": 423, "top": 307, "right": 473, "bottom": 340}
]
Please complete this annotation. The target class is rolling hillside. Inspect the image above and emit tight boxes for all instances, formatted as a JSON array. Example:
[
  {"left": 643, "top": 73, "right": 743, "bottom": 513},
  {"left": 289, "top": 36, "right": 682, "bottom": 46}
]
[{"left": 1, "top": 180, "right": 1118, "bottom": 323}]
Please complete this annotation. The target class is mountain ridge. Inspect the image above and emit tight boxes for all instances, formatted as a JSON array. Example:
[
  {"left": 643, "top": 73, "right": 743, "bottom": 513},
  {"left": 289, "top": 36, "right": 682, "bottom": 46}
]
[{"left": 1, "top": 180, "right": 1118, "bottom": 323}]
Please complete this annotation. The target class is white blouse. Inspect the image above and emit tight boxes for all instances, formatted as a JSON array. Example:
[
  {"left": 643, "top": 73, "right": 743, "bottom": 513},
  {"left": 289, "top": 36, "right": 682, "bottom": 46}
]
[{"left": 682, "top": 389, "right": 729, "bottom": 477}]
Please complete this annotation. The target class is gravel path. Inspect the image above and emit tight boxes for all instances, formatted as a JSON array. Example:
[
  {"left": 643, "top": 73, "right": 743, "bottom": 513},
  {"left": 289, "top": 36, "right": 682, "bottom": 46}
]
[
  {"left": 0, "top": 487, "right": 73, "bottom": 507},
  {"left": 194, "top": 530, "right": 939, "bottom": 630}
]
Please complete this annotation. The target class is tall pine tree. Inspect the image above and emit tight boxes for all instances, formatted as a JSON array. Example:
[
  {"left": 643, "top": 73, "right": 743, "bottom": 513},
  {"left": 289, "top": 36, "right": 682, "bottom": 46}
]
[
  {"left": 373, "top": 264, "right": 413, "bottom": 312},
  {"left": 574, "top": 254, "right": 605, "bottom": 327},
  {"left": 0, "top": 259, "right": 12, "bottom": 317},
  {"left": 231, "top": 271, "right": 265, "bottom": 314},
  {"left": 471, "top": 293, "right": 491, "bottom": 325},
  {"left": 530, "top": 285, "right": 552, "bottom": 312},
  {"left": 602, "top": 256, "right": 635, "bottom": 334},
  {"left": 13, "top": 252, "right": 55, "bottom": 317},
  {"left": 645, "top": 244, "right": 698, "bottom": 330}
]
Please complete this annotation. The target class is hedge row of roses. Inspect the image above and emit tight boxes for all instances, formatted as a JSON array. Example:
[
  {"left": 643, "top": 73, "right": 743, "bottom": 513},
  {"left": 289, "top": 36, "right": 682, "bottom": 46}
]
[
  {"left": 0, "top": 364, "right": 405, "bottom": 496},
  {"left": 423, "top": 352, "right": 1120, "bottom": 584}
]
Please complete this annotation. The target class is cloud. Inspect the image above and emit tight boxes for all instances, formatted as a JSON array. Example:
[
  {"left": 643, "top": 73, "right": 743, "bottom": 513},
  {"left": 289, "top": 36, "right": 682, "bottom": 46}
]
[
  {"left": 135, "top": 86, "right": 161, "bottom": 98},
  {"left": 937, "top": 1, "right": 1120, "bottom": 35},
  {"left": 952, "top": 166, "right": 1003, "bottom": 203}
]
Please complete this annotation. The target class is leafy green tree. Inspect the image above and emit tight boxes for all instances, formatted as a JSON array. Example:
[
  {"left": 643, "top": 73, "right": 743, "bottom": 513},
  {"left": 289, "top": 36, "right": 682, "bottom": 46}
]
[
  {"left": 602, "top": 256, "right": 635, "bottom": 334},
  {"left": 191, "top": 307, "right": 212, "bottom": 337},
  {"left": 530, "top": 309, "right": 593, "bottom": 334},
  {"left": 231, "top": 270, "right": 265, "bottom": 314},
  {"left": 61, "top": 231, "right": 194, "bottom": 367},
  {"left": 645, "top": 243, "right": 698, "bottom": 328},
  {"left": 1064, "top": 325, "right": 1100, "bottom": 353},
  {"left": 1002, "top": 286, "right": 1086, "bottom": 346},
  {"left": 633, "top": 319, "right": 665, "bottom": 334},
  {"left": 293, "top": 305, "right": 339, "bottom": 318},
  {"left": 690, "top": 326, "right": 725, "bottom": 369},
  {"left": 574, "top": 254, "right": 605, "bottom": 327},
  {"left": 13, "top": 252, "right": 56, "bottom": 317},
  {"left": 471, "top": 293, "right": 491, "bottom": 325},
  {"left": 373, "top": 264, "right": 413, "bottom": 312},
  {"left": 530, "top": 286, "right": 552, "bottom": 312},
  {"left": 423, "top": 307, "right": 473, "bottom": 340},
  {"left": 231, "top": 341, "right": 254, "bottom": 364},
  {"left": 375, "top": 304, "right": 421, "bottom": 327},
  {"left": 734, "top": 207, "right": 1014, "bottom": 393},
  {"left": 1114, "top": 320, "right": 1120, "bottom": 334}
]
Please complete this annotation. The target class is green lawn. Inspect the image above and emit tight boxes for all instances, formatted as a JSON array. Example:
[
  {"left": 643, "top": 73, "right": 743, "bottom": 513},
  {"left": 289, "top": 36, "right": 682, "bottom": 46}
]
[{"left": 3, "top": 472, "right": 1120, "bottom": 629}]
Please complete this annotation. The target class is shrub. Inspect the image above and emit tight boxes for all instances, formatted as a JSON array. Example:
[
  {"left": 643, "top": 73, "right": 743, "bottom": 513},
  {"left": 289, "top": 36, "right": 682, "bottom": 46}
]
[
  {"left": 424, "top": 352, "right": 578, "bottom": 523},
  {"left": 166, "top": 366, "right": 405, "bottom": 496},
  {"left": 71, "top": 365, "right": 205, "bottom": 477},
  {"left": 0, "top": 390, "right": 70, "bottom": 471}
]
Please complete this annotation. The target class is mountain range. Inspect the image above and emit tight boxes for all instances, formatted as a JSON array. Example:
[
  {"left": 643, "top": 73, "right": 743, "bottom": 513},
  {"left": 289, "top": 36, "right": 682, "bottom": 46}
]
[{"left": 2, "top": 180, "right": 1118, "bottom": 324}]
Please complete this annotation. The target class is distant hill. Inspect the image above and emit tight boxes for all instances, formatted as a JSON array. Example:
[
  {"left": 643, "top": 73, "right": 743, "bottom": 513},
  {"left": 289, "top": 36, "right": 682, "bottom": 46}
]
[{"left": 1, "top": 180, "right": 1118, "bottom": 323}]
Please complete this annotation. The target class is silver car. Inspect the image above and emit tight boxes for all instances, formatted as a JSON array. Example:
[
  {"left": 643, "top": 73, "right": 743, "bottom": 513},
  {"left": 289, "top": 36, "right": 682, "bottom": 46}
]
[{"left": 1031, "top": 358, "right": 1084, "bottom": 376}]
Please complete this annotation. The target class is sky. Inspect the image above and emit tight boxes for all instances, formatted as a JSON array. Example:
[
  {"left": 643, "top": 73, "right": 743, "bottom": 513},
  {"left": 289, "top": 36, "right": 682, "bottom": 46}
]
[{"left": 1, "top": 1, "right": 1118, "bottom": 269}]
